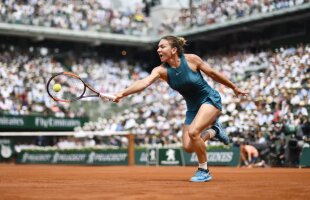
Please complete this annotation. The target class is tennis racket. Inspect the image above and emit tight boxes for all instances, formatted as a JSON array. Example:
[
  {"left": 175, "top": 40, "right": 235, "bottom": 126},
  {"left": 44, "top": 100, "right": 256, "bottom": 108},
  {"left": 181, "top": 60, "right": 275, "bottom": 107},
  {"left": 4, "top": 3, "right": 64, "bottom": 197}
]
[{"left": 46, "top": 71, "right": 116, "bottom": 102}]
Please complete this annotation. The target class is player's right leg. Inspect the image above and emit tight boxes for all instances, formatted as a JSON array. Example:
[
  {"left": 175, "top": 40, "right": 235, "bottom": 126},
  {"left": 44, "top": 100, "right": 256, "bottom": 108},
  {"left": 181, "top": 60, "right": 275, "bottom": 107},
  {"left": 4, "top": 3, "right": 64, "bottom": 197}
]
[
  {"left": 182, "top": 125, "right": 195, "bottom": 153},
  {"left": 187, "top": 104, "right": 220, "bottom": 182}
]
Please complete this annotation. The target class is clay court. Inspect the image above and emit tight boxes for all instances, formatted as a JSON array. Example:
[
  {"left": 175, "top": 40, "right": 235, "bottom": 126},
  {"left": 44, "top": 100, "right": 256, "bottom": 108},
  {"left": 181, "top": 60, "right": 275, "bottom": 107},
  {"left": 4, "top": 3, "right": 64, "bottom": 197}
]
[{"left": 1, "top": 165, "right": 309, "bottom": 200}]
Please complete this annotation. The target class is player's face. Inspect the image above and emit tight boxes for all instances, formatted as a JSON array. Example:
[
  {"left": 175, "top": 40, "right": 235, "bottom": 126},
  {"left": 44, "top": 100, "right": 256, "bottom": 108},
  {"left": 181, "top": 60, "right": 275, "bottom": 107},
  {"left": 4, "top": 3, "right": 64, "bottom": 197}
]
[{"left": 157, "top": 39, "right": 175, "bottom": 62}]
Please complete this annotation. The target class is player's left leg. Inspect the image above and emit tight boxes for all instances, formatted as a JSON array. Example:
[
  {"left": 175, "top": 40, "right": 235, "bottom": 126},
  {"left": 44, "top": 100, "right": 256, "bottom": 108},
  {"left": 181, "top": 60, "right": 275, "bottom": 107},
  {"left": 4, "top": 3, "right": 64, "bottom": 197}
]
[
  {"left": 212, "top": 118, "right": 230, "bottom": 145},
  {"left": 201, "top": 119, "right": 230, "bottom": 144}
]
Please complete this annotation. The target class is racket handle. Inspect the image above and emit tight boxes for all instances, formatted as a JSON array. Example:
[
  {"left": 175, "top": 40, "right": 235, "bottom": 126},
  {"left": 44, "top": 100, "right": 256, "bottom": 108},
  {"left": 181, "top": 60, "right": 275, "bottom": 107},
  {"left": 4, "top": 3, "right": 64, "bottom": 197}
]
[{"left": 99, "top": 93, "right": 116, "bottom": 101}]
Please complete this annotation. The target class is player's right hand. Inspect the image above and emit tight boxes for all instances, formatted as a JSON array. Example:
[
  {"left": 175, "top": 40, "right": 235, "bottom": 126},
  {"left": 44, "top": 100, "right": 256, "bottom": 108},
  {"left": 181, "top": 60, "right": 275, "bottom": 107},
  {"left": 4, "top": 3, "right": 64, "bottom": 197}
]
[
  {"left": 112, "top": 93, "right": 124, "bottom": 103},
  {"left": 99, "top": 93, "right": 116, "bottom": 102}
]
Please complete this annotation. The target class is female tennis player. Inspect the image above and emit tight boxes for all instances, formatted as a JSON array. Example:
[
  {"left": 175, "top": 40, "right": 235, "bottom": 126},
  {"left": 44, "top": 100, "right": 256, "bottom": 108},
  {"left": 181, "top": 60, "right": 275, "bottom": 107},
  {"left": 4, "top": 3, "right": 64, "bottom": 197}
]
[{"left": 111, "top": 36, "right": 248, "bottom": 182}]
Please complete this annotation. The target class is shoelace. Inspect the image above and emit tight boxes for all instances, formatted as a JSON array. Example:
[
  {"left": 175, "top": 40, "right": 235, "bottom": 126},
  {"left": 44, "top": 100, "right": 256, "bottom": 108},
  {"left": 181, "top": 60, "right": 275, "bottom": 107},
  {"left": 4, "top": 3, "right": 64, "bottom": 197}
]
[
  {"left": 195, "top": 169, "right": 209, "bottom": 177},
  {"left": 194, "top": 170, "right": 202, "bottom": 177}
]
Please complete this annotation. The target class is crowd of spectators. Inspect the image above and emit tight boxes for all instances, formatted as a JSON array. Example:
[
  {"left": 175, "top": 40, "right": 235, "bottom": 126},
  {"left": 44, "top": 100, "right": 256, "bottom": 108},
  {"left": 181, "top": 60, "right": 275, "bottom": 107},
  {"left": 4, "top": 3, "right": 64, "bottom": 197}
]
[
  {"left": 158, "top": 0, "right": 309, "bottom": 35},
  {"left": 0, "top": 0, "right": 152, "bottom": 36},
  {"left": 0, "top": 45, "right": 140, "bottom": 118},
  {"left": 0, "top": 0, "right": 309, "bottom": 36},
  {"left": 77, "top": 43, "right": 308, "bottom": 166},
  {"left": 1, "top": 42, "right": 309, "bottom": 166}
]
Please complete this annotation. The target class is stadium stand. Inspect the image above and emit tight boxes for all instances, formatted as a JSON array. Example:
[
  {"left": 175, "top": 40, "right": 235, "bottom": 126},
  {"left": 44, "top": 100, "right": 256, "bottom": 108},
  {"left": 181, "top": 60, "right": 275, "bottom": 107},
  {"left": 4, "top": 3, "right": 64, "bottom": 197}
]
[
  {"left": 0, "top": 0, "right": 308, "bottom": 36},
  {"left": 159, "top": 0, "right": 309, "bottom": 35},
  {"left": 0, "top": 0, "right": 152, "bottom": 36}
]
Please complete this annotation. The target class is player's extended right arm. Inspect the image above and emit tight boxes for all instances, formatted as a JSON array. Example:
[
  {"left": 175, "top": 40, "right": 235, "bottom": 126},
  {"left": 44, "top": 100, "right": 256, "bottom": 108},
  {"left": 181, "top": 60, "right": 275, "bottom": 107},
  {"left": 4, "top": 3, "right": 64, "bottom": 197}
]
[{"left": 114, "top": 67, "right": 161, "bottom": 102}]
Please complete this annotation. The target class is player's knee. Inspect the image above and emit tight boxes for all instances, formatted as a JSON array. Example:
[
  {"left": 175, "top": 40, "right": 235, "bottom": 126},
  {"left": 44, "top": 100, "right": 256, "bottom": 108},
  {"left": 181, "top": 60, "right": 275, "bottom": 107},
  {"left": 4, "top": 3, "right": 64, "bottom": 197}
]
[
  {"left": 188, "top": 127, "right": 200, "bottom": 140},
  {"left": 183, "top": 145, "right": 195, "bottom": 153}
]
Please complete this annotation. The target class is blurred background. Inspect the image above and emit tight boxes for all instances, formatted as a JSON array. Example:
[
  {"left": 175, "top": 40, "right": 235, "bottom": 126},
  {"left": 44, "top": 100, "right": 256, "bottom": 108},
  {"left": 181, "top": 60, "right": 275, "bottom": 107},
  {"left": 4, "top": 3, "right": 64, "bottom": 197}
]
[{"left": 0, "top": 0, "right": 309, "bottom": 167}]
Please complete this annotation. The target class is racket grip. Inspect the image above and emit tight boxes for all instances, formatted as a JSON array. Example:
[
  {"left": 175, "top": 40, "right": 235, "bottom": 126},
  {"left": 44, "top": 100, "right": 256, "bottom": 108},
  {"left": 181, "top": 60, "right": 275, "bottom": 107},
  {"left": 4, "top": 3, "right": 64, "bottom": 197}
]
[{"left": 99, "top": 93, "right": 116, "bottom": 101}]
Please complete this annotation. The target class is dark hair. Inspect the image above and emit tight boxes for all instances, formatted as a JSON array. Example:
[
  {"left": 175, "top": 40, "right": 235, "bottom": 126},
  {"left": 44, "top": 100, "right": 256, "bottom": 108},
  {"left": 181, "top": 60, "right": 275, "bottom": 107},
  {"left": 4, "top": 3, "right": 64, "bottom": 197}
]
[{"left": 161, "top": 35, "right": 187, "bottom": 56}]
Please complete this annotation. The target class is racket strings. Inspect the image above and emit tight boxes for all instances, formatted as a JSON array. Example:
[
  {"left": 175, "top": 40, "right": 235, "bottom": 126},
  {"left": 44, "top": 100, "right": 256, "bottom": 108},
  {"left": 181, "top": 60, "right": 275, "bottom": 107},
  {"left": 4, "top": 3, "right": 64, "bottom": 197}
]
[{"left": 48, "top": 74, "right": 85, "bottom": 101}]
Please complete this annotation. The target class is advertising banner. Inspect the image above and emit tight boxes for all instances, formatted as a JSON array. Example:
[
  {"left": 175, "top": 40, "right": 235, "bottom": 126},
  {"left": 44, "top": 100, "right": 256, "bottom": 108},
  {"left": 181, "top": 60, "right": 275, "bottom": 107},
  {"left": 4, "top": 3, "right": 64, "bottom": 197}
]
[
  {"left": 135, "top": 148, "right": 148, "bottom": 165},
  {"left": 183, "top": 147, "right": 240, "bottom": 166},
  {"left": 15, "top": 147, "right": 240, "bottom": 166},
  {"left": 0, "top": 115, "right": 88, "bottom": 131},
  {"left": 147, "top": 148, "right": 158, "bottom": 166},
  {"left": 17, "top": 149, "right": 128, "bottom": 165},
  {"left": 0, "top": 139, "right": 14, "bottom": 160},
  {"left": 158, "top": 148, "right": 184, "bottom": 166},
  {"left": 300, "top": 147, "right": 310, "bottom": 167}
]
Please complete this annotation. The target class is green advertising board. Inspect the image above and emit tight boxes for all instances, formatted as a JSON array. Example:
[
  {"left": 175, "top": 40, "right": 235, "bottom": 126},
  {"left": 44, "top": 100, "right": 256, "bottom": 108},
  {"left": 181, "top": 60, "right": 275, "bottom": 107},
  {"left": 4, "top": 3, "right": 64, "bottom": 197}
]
[
  {"left": 0, "top": 115, "right": 88, "bottom": 131},
  {"left": 136, "top": 148, "right": 185, "bottom": 166},
  {"left": 182, "top": 146, "right": 240, "bottom": 166},
  {"left": 15, "top": 147, "right": 241, "bottom": 166},
  {"left": 135, "top": 148, "right": 148, "bottom": 165},
  {"left": 0, "top": 139, "right": 14, "bottom": 160},
  {"left": 147, "top": 148, "right": 158, "bottom": 166},
  {"left": 86, "top": 149, "right": 128, "bottom": 165},
  {"left": 137, "top": 147, "right": 240, "bottom": 166},
  {"left": 17, "top": 149, "right": 128, "bottom": 165},
  {"left": 300, "top": 147, "right": 310, "bottom": 167},
  {"left": 158, "top": 148, "right": 184, "bottom": 166}
]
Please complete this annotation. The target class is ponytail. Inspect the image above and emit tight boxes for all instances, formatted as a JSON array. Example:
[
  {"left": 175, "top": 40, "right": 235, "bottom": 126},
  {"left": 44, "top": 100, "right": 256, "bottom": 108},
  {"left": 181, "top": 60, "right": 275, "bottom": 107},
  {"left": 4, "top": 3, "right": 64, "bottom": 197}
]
[{"left": 161, "top": 35, "right": 187, "bottom": 56}]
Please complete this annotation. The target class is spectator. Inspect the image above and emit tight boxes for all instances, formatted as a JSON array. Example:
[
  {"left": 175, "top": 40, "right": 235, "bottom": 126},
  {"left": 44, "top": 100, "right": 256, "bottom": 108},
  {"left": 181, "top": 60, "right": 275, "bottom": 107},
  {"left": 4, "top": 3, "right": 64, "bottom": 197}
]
[{"left": 239, "top": 142, "right": 266, "bottom": 168}]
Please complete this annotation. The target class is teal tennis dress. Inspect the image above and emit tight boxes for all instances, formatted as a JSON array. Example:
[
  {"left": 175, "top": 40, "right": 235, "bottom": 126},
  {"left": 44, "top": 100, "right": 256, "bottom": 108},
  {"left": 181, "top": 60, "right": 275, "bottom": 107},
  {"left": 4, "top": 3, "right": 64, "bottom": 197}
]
[{"left": 166, "top": 54, "right": 222, "bottom": 125}]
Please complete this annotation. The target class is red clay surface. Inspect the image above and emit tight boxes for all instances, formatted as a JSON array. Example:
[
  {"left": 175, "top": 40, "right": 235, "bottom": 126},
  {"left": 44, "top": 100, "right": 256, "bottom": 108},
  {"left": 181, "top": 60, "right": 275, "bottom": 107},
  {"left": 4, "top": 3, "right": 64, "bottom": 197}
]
[{"left": 0, "top": 164, "right": 309, "bottom": 200}]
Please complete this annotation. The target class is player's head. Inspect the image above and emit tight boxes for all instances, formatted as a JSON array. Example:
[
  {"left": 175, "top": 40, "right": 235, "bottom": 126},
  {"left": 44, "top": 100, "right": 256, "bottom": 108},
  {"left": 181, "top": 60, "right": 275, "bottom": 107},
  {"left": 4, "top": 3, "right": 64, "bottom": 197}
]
[{"left": 157, "top": 35, "right": 187, "bottom": 62}]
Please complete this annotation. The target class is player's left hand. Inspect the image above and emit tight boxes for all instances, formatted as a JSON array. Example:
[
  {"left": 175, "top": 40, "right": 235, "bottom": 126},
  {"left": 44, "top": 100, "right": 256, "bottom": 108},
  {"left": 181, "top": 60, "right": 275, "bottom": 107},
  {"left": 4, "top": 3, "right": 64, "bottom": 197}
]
[{"left": 233, "top": 87, "right": 249, "bottom": 97}]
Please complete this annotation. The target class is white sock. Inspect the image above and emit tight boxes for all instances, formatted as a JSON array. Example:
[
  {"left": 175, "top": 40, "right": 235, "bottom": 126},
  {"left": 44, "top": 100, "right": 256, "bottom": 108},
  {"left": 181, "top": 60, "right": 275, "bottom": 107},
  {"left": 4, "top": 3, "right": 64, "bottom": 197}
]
[{"left": 198, "top": 161, "right": 208, "bottom": 170}]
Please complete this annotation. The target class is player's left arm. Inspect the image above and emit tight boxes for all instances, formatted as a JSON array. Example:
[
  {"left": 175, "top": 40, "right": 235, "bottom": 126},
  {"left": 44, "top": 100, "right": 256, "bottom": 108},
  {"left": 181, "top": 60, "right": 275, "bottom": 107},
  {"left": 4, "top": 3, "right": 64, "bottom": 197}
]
[{"left": 192, "top": 54, "right": 248, "bottom": 97}]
